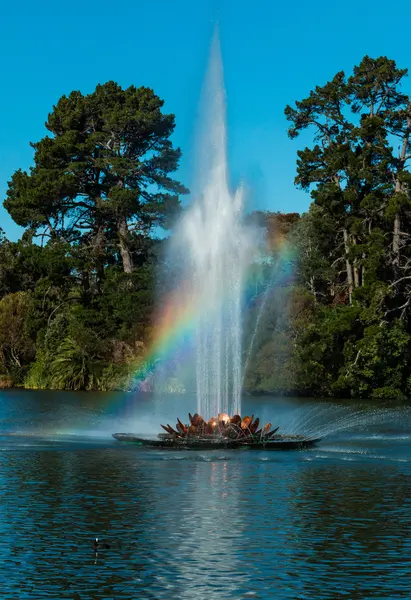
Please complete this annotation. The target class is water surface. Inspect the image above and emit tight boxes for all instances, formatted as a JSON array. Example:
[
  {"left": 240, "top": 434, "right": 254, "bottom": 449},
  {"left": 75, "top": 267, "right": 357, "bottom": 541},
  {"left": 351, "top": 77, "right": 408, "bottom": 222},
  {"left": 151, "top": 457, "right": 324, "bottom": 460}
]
[{"left": 1, "top": 390, "right": 411, "bottom": 599}]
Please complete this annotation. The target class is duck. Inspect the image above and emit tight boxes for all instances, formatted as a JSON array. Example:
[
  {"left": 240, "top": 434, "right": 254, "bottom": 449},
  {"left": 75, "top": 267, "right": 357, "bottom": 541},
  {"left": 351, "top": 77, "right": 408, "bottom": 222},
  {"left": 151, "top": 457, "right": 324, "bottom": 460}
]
[{"left": 93, "top": 537, "right": 111, "bottom": 552}]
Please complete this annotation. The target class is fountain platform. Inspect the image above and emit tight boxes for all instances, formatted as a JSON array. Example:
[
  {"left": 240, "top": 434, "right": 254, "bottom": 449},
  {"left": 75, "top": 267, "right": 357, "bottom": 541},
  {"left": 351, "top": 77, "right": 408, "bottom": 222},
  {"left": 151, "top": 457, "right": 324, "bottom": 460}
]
[{"left": 113, "top": 413, "right": 320, "bottom": 450}]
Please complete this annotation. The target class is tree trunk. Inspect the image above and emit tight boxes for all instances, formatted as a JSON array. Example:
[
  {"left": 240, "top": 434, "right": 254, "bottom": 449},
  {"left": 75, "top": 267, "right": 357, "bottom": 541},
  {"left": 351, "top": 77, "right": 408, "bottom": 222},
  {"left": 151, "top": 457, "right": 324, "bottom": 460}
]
[
  {"left": 343, "top": 229, "right": 353, "bottom": 304},
  {"left": 393, "top": 177, "right": 402, "bottom": 272},
  {"left": 82, "top": 271, "right": 90, "bottom": 295},
  {"left": 90, "top": 224, "right": 106, "bottom": 294},
  {"left": 353, "top": 238, "right": 360, "bottom": 288},
  {"left": 309, "top": 276, "right": 317, "bottom": 301},
  {"left": 353, "top": 262, "right": 360, "bottom": 288},
  {"left": 393, "top": 109, "right": 411, "bottom": 272},
  {"left": 393, "top": 212, "right": 401, "bottom": 269},
  {"left": 118, "top": 216, "right": 133, "bottom": 273}
]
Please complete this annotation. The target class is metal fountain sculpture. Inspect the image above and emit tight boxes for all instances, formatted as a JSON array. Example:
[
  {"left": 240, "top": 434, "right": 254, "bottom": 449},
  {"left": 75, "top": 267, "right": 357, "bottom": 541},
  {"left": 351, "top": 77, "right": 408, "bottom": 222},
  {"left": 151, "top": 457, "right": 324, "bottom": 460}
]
[{"left": 113, "top": 412, "right": 319, "bottom": 450}]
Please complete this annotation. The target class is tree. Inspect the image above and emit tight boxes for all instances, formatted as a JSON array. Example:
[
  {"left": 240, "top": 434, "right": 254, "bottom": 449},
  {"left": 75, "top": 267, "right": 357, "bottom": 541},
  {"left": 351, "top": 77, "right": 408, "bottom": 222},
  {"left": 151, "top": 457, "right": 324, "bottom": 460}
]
[
  {"left": 5, "top": 82, "right": 188, "bottom": 275},
  {"left": 285, "top": 56, "right": 411, "bottom": 315},
  {"left": 0, "top": 292, "right": 34, "bottom": 378},
  {"left": 285, "top": 56, "right": 411, "bottom": 398}
]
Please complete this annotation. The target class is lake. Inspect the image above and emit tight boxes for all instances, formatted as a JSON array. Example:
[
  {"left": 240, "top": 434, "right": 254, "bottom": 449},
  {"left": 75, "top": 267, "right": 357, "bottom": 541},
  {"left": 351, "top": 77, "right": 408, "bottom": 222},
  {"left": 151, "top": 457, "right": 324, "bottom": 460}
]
[{"left": 1, "top": 389, "right": 411, "bottom": 599}]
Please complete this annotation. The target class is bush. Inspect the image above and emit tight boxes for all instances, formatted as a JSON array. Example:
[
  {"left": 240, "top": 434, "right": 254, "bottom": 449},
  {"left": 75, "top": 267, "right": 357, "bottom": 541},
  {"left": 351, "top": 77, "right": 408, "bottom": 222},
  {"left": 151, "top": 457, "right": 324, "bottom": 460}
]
[{"left": 0, "top": 374, "right": 13, "bottom": 388}]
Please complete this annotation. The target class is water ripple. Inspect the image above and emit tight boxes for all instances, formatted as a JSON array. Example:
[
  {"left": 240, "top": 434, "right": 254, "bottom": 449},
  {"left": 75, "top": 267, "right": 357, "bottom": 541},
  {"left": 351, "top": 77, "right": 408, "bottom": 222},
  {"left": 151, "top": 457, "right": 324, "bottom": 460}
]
[
  {"left": 0, "top": 442, "right": 410, "bottom": 599},
  {"left": 1, "top": 391, "right": 411, "bottom": 598}
]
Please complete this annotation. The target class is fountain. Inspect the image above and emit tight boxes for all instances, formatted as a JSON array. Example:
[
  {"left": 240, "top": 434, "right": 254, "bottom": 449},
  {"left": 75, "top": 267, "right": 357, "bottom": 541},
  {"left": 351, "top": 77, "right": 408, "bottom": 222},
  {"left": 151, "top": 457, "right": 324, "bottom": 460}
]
[
  {"left": 179, "top": 30, "right": 249, "bottom": 420},
  {"left": 113, "top": 31, "right": 319, "bottom": 450},
  {"left": 113, "top": 412, "right": 319, "bottom": 449}
]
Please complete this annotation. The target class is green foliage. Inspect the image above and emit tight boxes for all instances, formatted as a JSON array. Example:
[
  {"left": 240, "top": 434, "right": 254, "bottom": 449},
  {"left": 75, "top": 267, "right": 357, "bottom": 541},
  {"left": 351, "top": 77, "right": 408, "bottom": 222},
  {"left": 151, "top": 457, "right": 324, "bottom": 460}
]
[
  {"left": 2, "top": 65, "right": 411, "bottom": 398},
  {"left": 48, "top": 337, "right": 102, "bottom": 391},
  {"left": 0, "top": 81, "right": 176, "bottom": 391},
  {"left": 5, "top": 82, "right": 188, "bottom": 276},
  {"left": 24, "top": 350, "right": 51, "bottom": 389},
  {"left": 99, "top": 265, "right": 155, "bottom": 341},
  {"left": 97, "top": 363, "right": 134, "bottom": 392},
  {"left": 278, "top": 54, "right": 411, "bottom": 399},
  {"left": 243, "top": 286, "right": 298, "bottom": 393},
  {"left": 341, "top": 322, "right": 411, "bottom": 399},
  {"left": 0, "top": 292, "right": 34, "bottom": 382}
]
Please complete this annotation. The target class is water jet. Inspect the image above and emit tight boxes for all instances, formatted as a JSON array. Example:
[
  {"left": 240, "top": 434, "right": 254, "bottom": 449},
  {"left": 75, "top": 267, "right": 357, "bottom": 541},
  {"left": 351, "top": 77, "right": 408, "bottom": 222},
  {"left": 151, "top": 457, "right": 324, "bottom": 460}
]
[{"left": 113, "top": 32, "right": 311, "bottom": 449}]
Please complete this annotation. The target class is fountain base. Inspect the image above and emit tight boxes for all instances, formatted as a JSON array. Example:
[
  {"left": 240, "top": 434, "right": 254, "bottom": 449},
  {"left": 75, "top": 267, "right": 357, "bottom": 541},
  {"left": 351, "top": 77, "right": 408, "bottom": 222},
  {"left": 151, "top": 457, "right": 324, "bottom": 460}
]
[
  {"left": 112, "top": 433, "right": 319, "bottom": 450},
  {"left": 112, "top": 413, "right": 320, "bottom": 450}
]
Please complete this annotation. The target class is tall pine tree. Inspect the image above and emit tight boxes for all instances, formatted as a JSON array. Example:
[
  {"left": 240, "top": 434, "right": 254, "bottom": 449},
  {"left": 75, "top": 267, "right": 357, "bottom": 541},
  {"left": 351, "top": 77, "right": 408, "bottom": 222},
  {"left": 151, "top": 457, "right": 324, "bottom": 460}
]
[{"left": 5, "top": 82, "right": 188, "bottom": 276}]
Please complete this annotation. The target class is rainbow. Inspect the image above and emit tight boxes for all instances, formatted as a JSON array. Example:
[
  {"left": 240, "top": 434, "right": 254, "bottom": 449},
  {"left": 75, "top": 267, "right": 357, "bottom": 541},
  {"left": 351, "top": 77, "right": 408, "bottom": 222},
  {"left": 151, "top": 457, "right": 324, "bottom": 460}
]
[
  {"left": 131, "top": 238, "right": 298, "bottom": 390},
  {"left": 133, "top": 282, "right": 202, "bottom": 389},
  {"left": 49, "top": 238, "right": 298, "bottom": 437}
]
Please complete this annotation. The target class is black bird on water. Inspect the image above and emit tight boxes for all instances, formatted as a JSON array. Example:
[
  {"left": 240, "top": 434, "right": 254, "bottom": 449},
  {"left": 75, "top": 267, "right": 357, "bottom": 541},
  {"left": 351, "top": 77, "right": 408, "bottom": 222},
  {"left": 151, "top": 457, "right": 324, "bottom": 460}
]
[{"left": 93, "top": 538, "right": 110, "bottom": 552}]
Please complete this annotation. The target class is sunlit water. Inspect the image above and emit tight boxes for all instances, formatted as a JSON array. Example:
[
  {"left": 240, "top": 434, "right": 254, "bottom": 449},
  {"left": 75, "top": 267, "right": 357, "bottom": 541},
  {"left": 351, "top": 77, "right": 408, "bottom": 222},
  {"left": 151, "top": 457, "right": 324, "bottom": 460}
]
[{"left": 1, "top": 389, "right": 411, "bottom": 599}]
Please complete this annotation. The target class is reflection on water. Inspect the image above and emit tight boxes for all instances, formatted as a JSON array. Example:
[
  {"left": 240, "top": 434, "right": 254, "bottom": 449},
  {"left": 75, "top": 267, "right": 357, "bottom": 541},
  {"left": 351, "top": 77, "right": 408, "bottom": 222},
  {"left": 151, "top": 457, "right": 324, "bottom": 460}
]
[{"left": 1, "top": 390, "right": 411, "bottom": 598}]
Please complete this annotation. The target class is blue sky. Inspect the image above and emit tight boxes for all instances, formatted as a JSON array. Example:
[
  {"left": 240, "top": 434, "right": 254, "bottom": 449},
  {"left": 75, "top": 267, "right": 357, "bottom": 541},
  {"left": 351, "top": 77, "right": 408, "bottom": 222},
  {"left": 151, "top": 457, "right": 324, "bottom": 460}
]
[{"left": 1, "top": 0, "right": 411, "bottom": 240}]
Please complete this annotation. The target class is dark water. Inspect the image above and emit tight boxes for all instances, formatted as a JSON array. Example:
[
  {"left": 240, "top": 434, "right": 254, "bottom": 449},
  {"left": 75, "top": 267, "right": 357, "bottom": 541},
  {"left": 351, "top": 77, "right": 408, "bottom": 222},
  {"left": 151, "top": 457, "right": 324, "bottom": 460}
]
[{"left": 1, "top": 390, "right": 411, "bottom": 599}]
